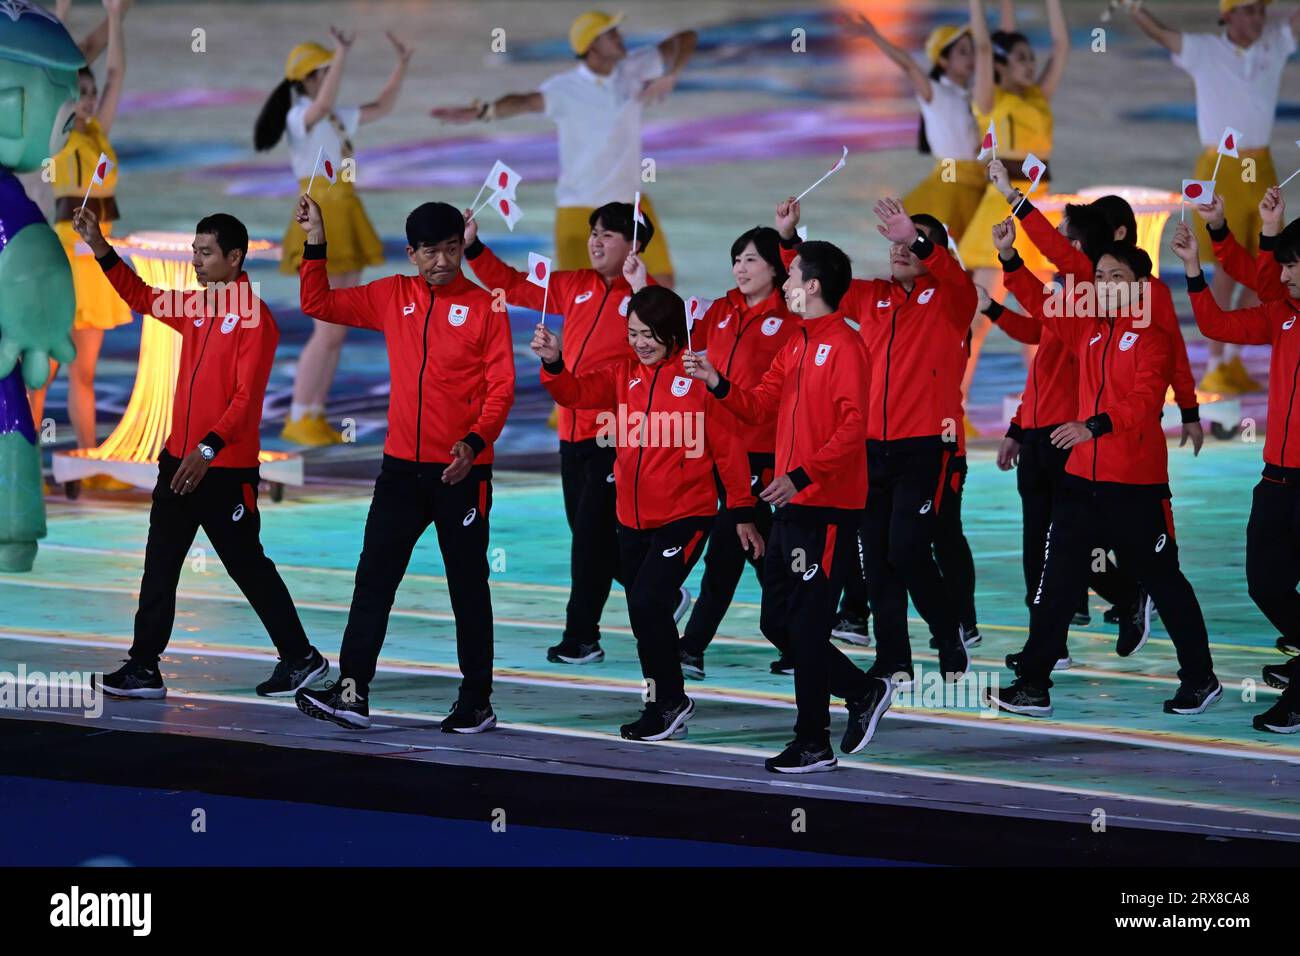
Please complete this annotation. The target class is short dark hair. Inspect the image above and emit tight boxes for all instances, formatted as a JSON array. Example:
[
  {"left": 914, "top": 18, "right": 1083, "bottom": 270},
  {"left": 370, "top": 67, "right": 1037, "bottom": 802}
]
[
  {"left": 627, "top": 286, "right": 687, "bottom": 353},
  {"left": 195, "top": 213, "right": 249, "bottom": 264},
  {"left": 1274, "top": 217, "right": 1300, "bottom": 266},
  {"left": 1090, "top": 195, "right": 1138, "bottom": 245},
  {"left": 589, "top": 202, "right": 654, "bottom": 253},
  {"left": 405, "top": 201, "right": 465, "bottom": 249},
  {"left": 795, "top": 240, "right": 852, "bottom": 310},
  {"left": 1062, "top": 203, "right": 1111, "bottom": 262},
  {"left": 1093, "top": 241, "right": 1152, "bottom": 279},
  {"left": 910, "top": 213, "right": 949, "bottom": 254},
  {"left": 729, "top": 226, "right": 788, "bottom": 290}
]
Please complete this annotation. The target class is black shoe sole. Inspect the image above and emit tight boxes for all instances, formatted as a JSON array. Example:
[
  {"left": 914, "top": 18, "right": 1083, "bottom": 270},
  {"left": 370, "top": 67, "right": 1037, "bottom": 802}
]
[
  {"left": 547, "top": 649, "right": 605, "bottom": 664},
  {"left": 621, "top": 699, "right": 694, "bottom": 741},
  {"left": 257, "top": 657, "right": 329, "bottom": 698},
  {"left": 99, "top": 682, "right": 166, "bottom": 700},
  {"left": 295, "top": 693, "right": 371, "bottom": 730},
  {"left": 442, "top": 713, "right": 497, "bottom": 734},
  {"left": 841, "top": 681, "right": 894, "bottom": 755},
  {"left": 765, "top": 755, "right": 838, "bottom": 774},
  {"left": 1163, "top": 682, "right": 1223, "bottom": 716},
  {"left": 1277, "top": 637, "right": 1300, "bottom": 657}
]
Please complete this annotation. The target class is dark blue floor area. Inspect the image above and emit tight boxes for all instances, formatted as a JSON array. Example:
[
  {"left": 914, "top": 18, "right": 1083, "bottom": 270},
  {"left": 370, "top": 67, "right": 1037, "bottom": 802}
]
[{"left": 0, "top": 775, "right": 913, "bottom": 867}]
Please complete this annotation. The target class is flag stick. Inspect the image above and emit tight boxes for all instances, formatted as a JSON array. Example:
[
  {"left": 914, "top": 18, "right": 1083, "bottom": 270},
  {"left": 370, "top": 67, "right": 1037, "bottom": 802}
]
[
  {"left": 469, "top": 180, "right": 488, "bottom": 216},
  {"left": 1180, "top": 198, "right": 1185, "bottom": 223},
  {"left": 795, "top": 169, "right": 836, "bottom": 203},
  {"left": 1011, "top": 180, "right": 1036, "bottom": 217},
  {"left": 471, "top": 191, "right": 498, "bottom": 218},
  {"left": 305, "top": 146, "right": 323, "bottom": 196},
  {"left": 1278, "top": 167, "right": 1300, "bottom": 189},
  {"left": 78, "top": 176, "right": 95, "bottom": 214},
  {"left": 632, "top": 190, "right": 641, "bottom": 251},
  {"left": 540, "top": 281, "right": 549, "bottom": 328},
  {"left": 1211, "top": 152, "right": 1223, "bottom": 184}
]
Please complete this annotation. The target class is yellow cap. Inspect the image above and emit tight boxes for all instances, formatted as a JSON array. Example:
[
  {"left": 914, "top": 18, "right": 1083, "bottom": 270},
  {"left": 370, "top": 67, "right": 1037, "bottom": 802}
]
[
  {"left": 924, "top": 24, "right": 971, "bottom": 66},
  {"left": 569, "top": 10, "right": 624, "bottom": 55},
  {"left": 285, "top": 42, "right": 333, "bottom": 82},
  {"left": 1220, "top": 0, "right": 1270, "bottom": 14}
]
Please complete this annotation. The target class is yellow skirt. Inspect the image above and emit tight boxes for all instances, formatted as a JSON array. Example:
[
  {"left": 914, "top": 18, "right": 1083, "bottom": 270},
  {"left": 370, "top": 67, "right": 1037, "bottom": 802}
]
[
  {"left": 55, "top": 219, "right": 133, "bottom": 331},
  {"left": 554, "top": 193, "right": 674, "bottom": 276},
  {"left": 281, "top": 178, "right": 385, "bottom": 276},
  {"left": 958, "top": 178, "right": 1059, "bottom": 274},
  {"left": 902, "top": 159, "right": 987, "bottom": 243},
  {"left": 1187, "top": 146, "right": 1277, "bottom": 262}
]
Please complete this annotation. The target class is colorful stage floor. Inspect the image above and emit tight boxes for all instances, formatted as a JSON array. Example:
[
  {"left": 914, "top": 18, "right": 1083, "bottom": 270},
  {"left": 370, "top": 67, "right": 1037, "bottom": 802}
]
[{"left": 2, "top": 439, "right": 1297, "bottom": 863}]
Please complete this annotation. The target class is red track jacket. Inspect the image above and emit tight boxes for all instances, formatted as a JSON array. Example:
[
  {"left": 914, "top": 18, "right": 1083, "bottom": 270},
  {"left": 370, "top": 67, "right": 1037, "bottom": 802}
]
[
  {"left": 1208, "top": 224, "right": 1288, "bottom": 303},
  {"left": 300, "top": 246, "right": 515, "bottom": 465},
  {"left": 997, "top": 269, "right": 1082, "bottom": 433},
  {"left": 99, "top": 251, "right": 274, "bottom": 469},
  {"left": 541, "top": 351, "right": 755, "bottom": 529}
]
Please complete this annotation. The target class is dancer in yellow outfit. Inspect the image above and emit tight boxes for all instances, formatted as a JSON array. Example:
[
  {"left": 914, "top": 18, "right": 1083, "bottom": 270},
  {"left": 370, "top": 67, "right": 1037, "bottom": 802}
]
[
  {"left": 958, "top": 0, "right": 1069, "bottom": 405},
  {"left": 30, "top": 0, "right": 131, "bottom": 491},
  {"left": 255, "top": 29, "right": 411, "bottom": 446},
  {"left": 849, "top": 17, "right": 984, "bottom": 243}
]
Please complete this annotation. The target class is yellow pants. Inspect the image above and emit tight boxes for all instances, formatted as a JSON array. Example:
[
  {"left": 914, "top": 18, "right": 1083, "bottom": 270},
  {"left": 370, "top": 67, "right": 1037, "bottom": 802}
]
[
  {"left": 902, "top": 159, "right": 987, "bottom": 244},
  {"left": 55, "top": 219, "right": 132, "bottom": 331},
  {"left": 958, "top": 177, "right": 1061, "bottom": 274},
  {"left": 554, "top": 193, "right": 674, "bottom": 276},
  {"left": 1189, "top": 146, "right": 1277, "bottom": 262}
]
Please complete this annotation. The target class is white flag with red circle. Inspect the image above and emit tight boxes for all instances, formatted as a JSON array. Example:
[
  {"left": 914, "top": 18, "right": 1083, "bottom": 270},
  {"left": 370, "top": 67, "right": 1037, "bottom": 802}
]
[
  {"left": 90, "top": 152, "right": 114, "bottom": 186},
  {"left": 485, "top": 160, "right": 521, "bottom": 201},
  {"left": 977, "top": 120, "right": 997, "bottom": 161},
  {"left": 491, "top": 191, "right": 523, "bottom": 230},
  {"left": 1181, "top": 179, "right": 1215, "bottom": 203},
  {"left": 1022, "top": 153, "right": 1046, "bottom": 187},
  {"left": 527, "top": 252, "right": 551, "bottom": 289},
  {"left": 1216, "top": 127, "right": 1242, "bottom": 159}
]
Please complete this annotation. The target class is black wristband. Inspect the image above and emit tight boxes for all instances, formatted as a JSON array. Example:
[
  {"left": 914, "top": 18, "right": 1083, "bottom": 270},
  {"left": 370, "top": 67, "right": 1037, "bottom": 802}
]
[
  {"left": 1206, "top": 222, "right": 1230, "bottom": 243},
  {"left": 909, "top": 233, "right": 935, "bottom": 261},
  {"left": 709, "top": 374, "right": 731, "bottom": 399},
  {"left": 542, "top": 356, "right": 565, "bottom": 375},
  {"left": 1013, "top": 197, "right": 1036, "bottom": 221},
  {"left": 1085, "top": 413, "right": 1113, "bottom": 438},
  {"left": 1180, "top": 406, "right": 1201, "bottom": 425},
  {"left": 462, "top": 432, "right": 486, "bottom": 457},
  {"left": 779, "top": 234, "right": 801, "bottom": 250},
  {"left": 1259, "top": 232, "right": 1278, "bottom": 253},
  {"left": 984, "top": 300, "right": 1006, "bottom": 320},
  {"left": 1185, "top": 273, "right": 1208, "bottom": 294},
  {"left": 787, "top": 467, "right": 812, "bottom": 491},
  {"left": 95, "top": 248, "right": 122, "bottom": 272},
  {"left": 302, "top": 242, "right": 327, "bottom": 261},
  {"left": 1006, "top": 422, "right": 1025, "bottom": 442},
  {"left": 465, "top": 238, "right": 485, "bottom": 259},
  {"left": 1000, "top": 251, "right": 1025, "bottom": 273},
  {"left": 200, "top": 431, "right": 225, "bottom": 454}
]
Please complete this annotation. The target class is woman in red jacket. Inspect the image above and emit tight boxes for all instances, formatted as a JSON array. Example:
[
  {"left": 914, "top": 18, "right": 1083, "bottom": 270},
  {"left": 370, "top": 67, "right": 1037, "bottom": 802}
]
[
  {"left": 678, "top": 226, "right": 797, "bottom": 680},
  {"left": 533, "top": 283, "right": 762, "bottom": 742}
]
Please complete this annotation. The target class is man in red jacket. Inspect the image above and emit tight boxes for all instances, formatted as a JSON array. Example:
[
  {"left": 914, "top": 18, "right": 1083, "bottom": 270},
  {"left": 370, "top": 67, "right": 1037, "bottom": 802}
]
[
  {"left": 1176, "top": 216, "right": 1300, "bottom": 734},
  {"left": 293, "top": 195, "right": 515, "bottom": 733},
  {"left": 686, "top": 240, "right": 885, "bottom": 773},
  {"left": 463, "top": 202, "right": 668, "bottom": 666},
  {"left": 988, "top": 231, "right": 1219, "bottom": 718},
  {"left": 71, "top": 208, "right": 325, "bottom": 701}
]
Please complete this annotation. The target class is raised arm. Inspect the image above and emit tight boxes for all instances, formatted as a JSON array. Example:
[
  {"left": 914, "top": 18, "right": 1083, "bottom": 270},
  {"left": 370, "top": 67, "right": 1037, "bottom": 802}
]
[
  {"left": 657, "top": 29, "right": 698, "bottom": 79},
  {"left": 94, "top": 0, "right": 126, "bottom": 134},
  {"left": 539, "top": 358, "right": 619, "bottom": 410},
  {"left": 430, "top": 91, "right": 544, "bottom": 124},
  {"left": 849, "top": 14, "right": 932, "bottom": 101},
  {"left": 359, "top": 32, "right": 412, "bottom": 125},
  {"left": 703, "top": 347, "right": 787, "bottom": 426},
  {"left": 302, "top": 26, "right": 353, "bottom": 131},
  {"left": 970, "top": 0, "right": 996, "bottom": 115},
  {"left": 999, "top": 0, "right": 1017, "bottom": 31},
  {"left": 463, "top": 231, "right": 551, "bottom": 312},
  {"left": 295, "top": 194, "right": 385, "bottom": 329},
  {"left": 1127, "top": 3, "right": 1183, "bottom": 55},
  {"left": 1038, "top": 0, "right": 1070, "bottom": 99}
]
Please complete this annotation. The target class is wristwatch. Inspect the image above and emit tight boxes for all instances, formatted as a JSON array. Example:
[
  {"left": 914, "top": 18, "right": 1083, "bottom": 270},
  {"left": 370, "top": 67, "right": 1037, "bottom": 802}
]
[{"left": 197, "top": 443, "right": 216, "bottom": 461}]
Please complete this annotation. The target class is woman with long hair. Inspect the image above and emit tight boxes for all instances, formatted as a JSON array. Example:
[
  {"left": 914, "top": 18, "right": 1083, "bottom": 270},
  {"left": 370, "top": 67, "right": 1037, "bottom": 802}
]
[{"left": 255, "top": 28, "right": 411, "bottom": 446}]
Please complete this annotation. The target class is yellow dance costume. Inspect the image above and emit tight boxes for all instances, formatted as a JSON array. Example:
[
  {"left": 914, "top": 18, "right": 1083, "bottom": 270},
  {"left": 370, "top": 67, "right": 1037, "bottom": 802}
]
[
  {"left": 51, "top": 119, "right": 131, "bottom": 331},
  {"left": 958, "top": 85, "right": 1057, "bottom": 272},
  {"left": 904, "top": 160, "right": 987, "bottom": 244}
]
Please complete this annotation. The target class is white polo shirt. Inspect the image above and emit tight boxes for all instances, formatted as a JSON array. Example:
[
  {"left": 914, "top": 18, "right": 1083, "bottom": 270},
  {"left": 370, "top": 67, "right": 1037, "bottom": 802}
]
[
  {"left": 539, "top": 45, "right": 664, "bottom": 208},
  {"left": 285, "top": 93, "right": 360, "bottom": 180},
  {"left": 917, "top": 74, "right": 978, "bottom": 161},
  {"left": 1172, "top": 21, "right": 1296, "bottom": 148}
]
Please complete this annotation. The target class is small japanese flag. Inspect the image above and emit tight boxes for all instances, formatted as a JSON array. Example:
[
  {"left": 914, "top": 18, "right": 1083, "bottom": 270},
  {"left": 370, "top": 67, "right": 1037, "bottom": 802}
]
[
  {"left": 1216, "top": 127, "right": 1242, "bottom": 158},
  {"left": 491, "top": 192, "right": 523, "bottom": 231},
  {"left": 486, "top": 160, "right": 521, "bottom": 200},
  {"left": 796, "top": 225, "right": 808, "bottom": 242},
  {"left": 827, "top": 145, "right": 848, "bottom": 175},
  {"left": 685, "top": 295, "right": 704, "bottom": 350},
  {"left": 633, "top": 191, "right": 646, "bottom": 226},
  {"left": 1181, "top": 179, "right": 1215, "bottom": 203},
  {"left": 90, "top": 152, "right": 114, "bottom": 185},
  {"left": 977, "top": 120, "right": 997, "bottom": 161},
  {"left": 527, "top": 252, "right": 551, "bottom": 288},
  {"left": 1022, "top": 153, "right": 1046, "bottom": 186},
  {"left": 320, "top": 151, "right": 338, "bottom": 183}
]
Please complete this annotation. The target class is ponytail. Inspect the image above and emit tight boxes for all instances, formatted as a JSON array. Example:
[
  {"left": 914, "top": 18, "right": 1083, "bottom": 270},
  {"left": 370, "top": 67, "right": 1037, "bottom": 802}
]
[{"left": 254, "top": 79, "right": 297, "bottom": 152}]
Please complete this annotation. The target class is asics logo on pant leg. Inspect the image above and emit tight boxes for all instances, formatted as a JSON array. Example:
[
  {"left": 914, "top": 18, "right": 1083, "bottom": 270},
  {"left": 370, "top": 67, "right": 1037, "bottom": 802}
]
[
  {"left": 802, "top": 564, "right": 820, "bottom": 581},
  {"left": 232, "top": 504, "right": 245, "bottom": 522},
  {"left": 1155, "top": 533, "right": 1166, "bottom": 553},
  {"left": 463, "top": 508, "right": 477, "bottom": 526},
  {"left": 919, "top": 499, "right": 933, "bottom": 515},
  {"left": 662, "top": 546, "right": 683, "bottom": 557}
]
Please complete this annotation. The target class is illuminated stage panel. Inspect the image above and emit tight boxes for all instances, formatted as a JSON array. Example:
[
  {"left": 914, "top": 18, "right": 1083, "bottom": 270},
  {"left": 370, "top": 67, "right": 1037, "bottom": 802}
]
[{"left": 51, "top": 233, "right": 302, "bottom": 493}]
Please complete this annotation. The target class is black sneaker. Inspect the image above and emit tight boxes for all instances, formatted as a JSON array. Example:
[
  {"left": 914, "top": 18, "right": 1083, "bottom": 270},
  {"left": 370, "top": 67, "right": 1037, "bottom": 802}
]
[
  {"left": 441, "top": 700, "right": 497, "bottom": 734},
  {"left": 621, "top": 696, "right": 694, "bottom": 741},
  {"left": 1005, "top": 650, "right": 1072, "bottom": 673},
  {"left": 765, "top": 738, "right": 837, "bottom": 774},
  {"left": 98, "top": 659, "right": 166, "bottom": 699},
  {"left": 866, "top": 661, "right": 915, "bottom": 689},
  {"left": 1276, "top": 635, "right": 1300, "bottom": 656},
  {"left": 295, "top": 682, "right": 371, "bottom": 729},
  {"left": 1116, "top": 591, "right": 1152, "bottom": 657},
  {"left": 1263, "top": 663, "right": 1292, "bottom": 690},
  {"left": 673, "top": 587, "right": 692, "bottom": 624},
  {"left": 929, "top": 624, "right": 981, "bottom": 650},
  {"left": 256, "top": 647, "right": 328, "bottom": 697},
  {"left": 1163, "top": 675, "right": 1222, "bottom": 715},
  {"left": 841, "top": 678, "right": 893, "bottom": 754},
  {"left": 1103, "top": 605, "right": 1121, "bottom": 625},
  {"left": 547, "top": 639, "right": 604, "bottom": 664},
  {"left": 831, "top": 612, "right": 872, "bottom": 646},
  {"left": 770, "top": 655, "right": 795, "bottom": 675},
  {"left": 1072, "top": 608, "right": 1092, "bottom": 626},
  {"left": 986, "top": 678, "right": 1053, "bottom": 717},
  {"left": 937, "top": 637, "right": 970, "bottom": 682},
  {"left": 1253, "top": 694, "right": 1300, "bottom": 734},
  {"left": 680, "top": 648, "right": 705, "bottom": 681}
]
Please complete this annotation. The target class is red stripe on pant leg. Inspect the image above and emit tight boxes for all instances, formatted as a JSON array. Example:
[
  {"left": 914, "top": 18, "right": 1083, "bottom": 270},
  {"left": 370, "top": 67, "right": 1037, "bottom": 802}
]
[
  {"left": 932, "top": 450, "right": 951, "bottom": 514},
  {"left": 1161, "top": 499, "right": 1175, "bottom": 539},
  {"left": 682, "top": 529, "right": 705, "bottom": 563},
  {"left": 478, "top": 481, "right": 488, "bottom": 517},
  {"left": 950, "top": 469, "right": 962, "bottom": 494},
  {"left": 243, "top": 484, "right": 256, "bottom": 512},
  {"left": 821, "top": 524, "right": 838, "bottom": 578}
]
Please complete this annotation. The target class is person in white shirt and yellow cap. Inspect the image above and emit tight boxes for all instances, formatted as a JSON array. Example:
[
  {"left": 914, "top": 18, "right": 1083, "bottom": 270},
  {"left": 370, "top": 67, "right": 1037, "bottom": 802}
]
[
  {"left": 1121, "top": 0, "right": 1300, "bottom": 394},
  {"left": 848, "top": 17, "right": 984, "bottom": 243},
  {"left": 254, "top": 28, "right": 412, "bottom": 446},
  {"left": 432, "top": 10, "right": 696, "bottom": 288}
]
